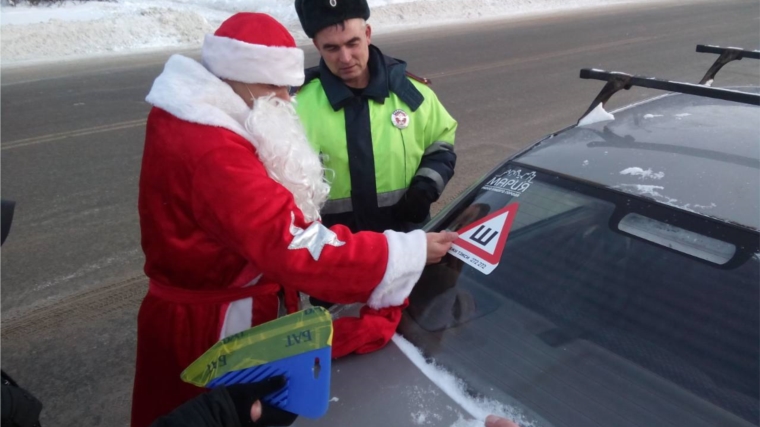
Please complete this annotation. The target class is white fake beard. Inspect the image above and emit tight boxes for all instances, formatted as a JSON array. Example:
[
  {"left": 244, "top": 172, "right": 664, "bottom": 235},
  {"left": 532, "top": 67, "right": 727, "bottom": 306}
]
[{"left": 244, "top": 95, "right": 330, "bottom": 223}]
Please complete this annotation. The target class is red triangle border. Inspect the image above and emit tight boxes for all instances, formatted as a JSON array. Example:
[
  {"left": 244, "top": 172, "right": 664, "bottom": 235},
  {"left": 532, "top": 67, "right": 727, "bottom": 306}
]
[{"left": 453, "top": 203, "right": 519, "bottom": 265}]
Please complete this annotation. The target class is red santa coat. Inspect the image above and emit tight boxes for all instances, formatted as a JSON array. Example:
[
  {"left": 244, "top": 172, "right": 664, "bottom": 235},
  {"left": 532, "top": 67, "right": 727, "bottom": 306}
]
[{"left": 132, "top": 55, "right": 426, "bottom": 427}]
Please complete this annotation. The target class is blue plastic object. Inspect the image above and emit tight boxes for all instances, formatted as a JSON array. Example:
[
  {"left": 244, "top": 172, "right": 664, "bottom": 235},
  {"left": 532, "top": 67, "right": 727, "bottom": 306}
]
[{"left": 208, "top": 346, "right": 332, "bottom": 418}]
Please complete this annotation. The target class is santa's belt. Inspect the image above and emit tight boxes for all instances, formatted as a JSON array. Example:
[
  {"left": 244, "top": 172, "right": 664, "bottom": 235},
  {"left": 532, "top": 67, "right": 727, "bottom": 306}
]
[{"left": 148, "top": 279, "right": 281, "bottom": 305}]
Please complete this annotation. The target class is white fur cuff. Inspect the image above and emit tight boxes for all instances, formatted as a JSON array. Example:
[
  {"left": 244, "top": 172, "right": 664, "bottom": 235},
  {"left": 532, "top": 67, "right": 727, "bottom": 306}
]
[
  {"left": 202, "top": 34, "right": 305, "bottom": 87},
  {"left": 367, "top": 230, "right": 427, "bottom": 309}
]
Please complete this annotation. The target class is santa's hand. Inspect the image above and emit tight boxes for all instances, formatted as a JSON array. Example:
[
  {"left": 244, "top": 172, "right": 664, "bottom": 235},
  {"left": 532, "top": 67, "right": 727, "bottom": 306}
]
[{"left": 425, "top": 231, "right": 458, "bottom": 264}]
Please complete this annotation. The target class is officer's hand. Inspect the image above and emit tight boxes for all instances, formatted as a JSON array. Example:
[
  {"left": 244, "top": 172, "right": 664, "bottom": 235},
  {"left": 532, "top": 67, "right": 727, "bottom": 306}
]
[
  {"left": 426, "top": 231, "right": 458, "bottom": 264},
  {"left": 227, "top": 375, "right": 297, "bottom": 427},
  {"left": 485, "top": 415, "right": 520, "bottom": 427}
]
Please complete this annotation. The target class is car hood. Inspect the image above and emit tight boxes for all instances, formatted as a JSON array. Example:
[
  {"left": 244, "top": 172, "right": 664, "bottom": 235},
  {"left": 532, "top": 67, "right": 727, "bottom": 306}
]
[{"left": 292, "top": 341, "right": 468, "bottom": 427}]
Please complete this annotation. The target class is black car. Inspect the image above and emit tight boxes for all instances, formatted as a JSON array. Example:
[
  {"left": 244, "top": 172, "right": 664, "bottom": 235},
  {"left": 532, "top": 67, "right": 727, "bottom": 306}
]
[{"left": 296, "top": 45, "right": 760, "bottom": 427}]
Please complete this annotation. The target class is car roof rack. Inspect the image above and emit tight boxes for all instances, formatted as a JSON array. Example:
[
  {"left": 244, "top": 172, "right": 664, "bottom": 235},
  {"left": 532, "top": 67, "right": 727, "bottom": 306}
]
[
  {"left": 577, "top": 68, "right": 759, "bottom": 124},
  {"left": 577, "top": 44, "right": 760, "bottom": 124},
  {"left": 696, "top": 44, "right": 760, "bottom": 86}
]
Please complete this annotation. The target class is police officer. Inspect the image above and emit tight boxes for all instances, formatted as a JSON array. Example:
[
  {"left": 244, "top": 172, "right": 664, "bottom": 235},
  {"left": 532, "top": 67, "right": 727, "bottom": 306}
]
[{"left": 294, "top": 0, "right": 458, "bottom": 233}]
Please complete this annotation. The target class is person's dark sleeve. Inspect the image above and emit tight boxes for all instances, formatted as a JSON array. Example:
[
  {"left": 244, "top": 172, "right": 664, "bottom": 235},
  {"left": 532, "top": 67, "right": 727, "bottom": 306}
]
[
  {"left": 150, "top": 377, "right": 296, "bottom": 427},
  {"left": 1, "top": 383, "right": 43, "bottom": 427},
  {"left": 414, "top": 88, "right": 457, "bottom": 203},
  {"left": 394, "top": 89, "right": 457, "bottom": 223},
  {"left": 150, "top": 387, "right": 240, "bottom": 427}
]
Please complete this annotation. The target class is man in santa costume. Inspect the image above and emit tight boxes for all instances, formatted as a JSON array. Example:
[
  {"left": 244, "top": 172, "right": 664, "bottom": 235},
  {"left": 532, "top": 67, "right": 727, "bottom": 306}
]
[{"left": 132, "top": 12, "right": 457, "bottom": 427}]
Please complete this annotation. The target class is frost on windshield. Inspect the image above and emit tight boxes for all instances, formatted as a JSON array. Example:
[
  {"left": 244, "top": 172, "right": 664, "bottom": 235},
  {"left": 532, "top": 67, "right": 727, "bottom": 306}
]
[
  {"left": 616, "top": 184, "right": 670, "bottom": 200},
  {"left": 392, "top": 334, "right": 536, "bottom": 427},
  {"left": 620, "top": 167, "right": 665, "bottom": 180},
  {"left": 614, "top": 184, "right": 718, "bottom": 214},
  {"left": 578, "top": 103, "right": 615, "bottom": 126}
]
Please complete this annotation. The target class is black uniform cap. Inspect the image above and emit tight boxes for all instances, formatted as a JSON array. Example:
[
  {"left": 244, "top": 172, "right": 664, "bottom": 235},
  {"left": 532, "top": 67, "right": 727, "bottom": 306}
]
[{"left": 295, "top": 0, "right": 370, "bottom": 38}]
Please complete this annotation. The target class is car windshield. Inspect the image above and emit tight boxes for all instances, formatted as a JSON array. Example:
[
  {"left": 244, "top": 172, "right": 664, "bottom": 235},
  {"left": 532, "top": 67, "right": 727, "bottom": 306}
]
[{"left": 401, "top": 163, "right": 759, "bottom": 427}]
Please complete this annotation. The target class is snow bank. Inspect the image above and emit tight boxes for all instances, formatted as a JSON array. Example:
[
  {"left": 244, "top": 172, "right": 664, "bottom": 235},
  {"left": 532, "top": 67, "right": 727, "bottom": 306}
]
[
  {"left": 2, "top": 6, "right": 215, "bottom": 64},
  {"left": 2, "top": 0, "right": 668, "bottom": 67}
]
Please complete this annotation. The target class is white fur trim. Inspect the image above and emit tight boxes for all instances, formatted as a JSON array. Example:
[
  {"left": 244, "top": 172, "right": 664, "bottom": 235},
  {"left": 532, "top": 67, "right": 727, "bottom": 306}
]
[
  {"left": 146, "top": 54, "right": 256, "bottom": 144},
  {"left": 202, "top": 35, "right": 304, "bottom": 87},
  {"left": 368, "top": 230, "right": 427, "bottom": 309},
  {"left": 220, "top": 298, "right": 253, "bottom": 339},
  {"left": 145, "top": 55, "right": 327, "bottom": 222},
  {"left": 219, "top": 274, "right": 263, "bottom": 339}
]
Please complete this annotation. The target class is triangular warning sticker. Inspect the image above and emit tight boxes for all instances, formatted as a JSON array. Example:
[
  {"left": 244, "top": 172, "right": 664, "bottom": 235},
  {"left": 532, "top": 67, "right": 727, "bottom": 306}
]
[{"left": 448, "top": 203, "right": 519, "bottom": 275}]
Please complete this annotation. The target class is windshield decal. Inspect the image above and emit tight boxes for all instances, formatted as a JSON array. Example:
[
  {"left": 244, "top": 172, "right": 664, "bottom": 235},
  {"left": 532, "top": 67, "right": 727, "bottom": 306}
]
[
  {"left": 448, "top": 204, "right": 519, "bottom": 275},
  {"left": 481, "top": 169, "right": 535, "bottom": 197}
]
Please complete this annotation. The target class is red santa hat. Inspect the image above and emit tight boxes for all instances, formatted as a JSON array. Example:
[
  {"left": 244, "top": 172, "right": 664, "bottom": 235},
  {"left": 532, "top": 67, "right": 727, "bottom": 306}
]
[{"left": 201, "top": 13, "right": 304, "bottom": 87}]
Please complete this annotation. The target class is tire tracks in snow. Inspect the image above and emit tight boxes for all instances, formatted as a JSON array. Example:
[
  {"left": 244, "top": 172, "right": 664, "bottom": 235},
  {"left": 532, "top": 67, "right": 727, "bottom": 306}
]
[
  {"left": 1, "top": 275, "right": 147, "bottom": 341},
  {"left": 1, "top": 119, "right": 147, "bottom": 150}
]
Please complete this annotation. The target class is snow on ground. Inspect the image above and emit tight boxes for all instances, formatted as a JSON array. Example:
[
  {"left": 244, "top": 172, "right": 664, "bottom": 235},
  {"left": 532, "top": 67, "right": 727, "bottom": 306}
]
[{"left": 2, "top": 0, "right": 670, "bottom": 67}]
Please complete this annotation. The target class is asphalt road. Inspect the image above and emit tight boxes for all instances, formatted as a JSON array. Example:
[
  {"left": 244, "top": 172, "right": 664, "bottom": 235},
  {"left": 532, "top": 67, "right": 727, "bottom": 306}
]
[{"left": 1, "top": 1, "right": 758, "bottom": 426}]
